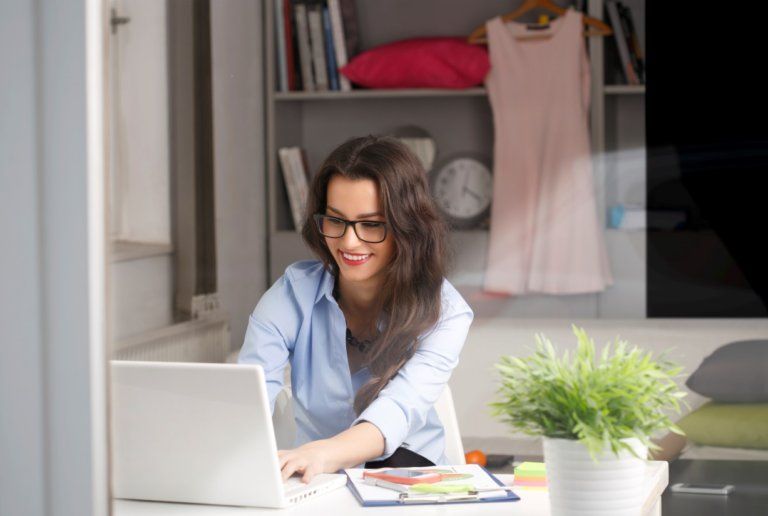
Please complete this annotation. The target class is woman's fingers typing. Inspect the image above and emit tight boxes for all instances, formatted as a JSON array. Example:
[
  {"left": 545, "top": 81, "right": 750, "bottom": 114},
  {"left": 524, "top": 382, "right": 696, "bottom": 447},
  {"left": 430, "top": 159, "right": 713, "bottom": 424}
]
[
  {"left": 277, "top": 441, "right": 335, "bottom": 484},
  {"left": 281, "top": 457, "right": 306, "bottom": 482},
  {"left": 278, "top": 451, "right": 291, "bottom": 470},
  {"left": 301, "top": 464, "right": 318, "bottom": 484}
]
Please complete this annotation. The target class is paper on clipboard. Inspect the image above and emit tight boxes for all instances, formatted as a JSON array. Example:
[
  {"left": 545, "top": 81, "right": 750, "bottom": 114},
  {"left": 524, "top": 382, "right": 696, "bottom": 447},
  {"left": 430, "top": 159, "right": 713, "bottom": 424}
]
[{"left": 344, "top": 463, "right": 520, "bottom": 506}]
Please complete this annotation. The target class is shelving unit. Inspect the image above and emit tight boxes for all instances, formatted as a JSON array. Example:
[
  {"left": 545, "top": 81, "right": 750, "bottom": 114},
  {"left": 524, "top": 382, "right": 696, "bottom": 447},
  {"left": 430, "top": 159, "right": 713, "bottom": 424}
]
[
  {"left": 264, "top": 0, "right": 646, "bottom": 318},
  {"left": 274, "top": 88, "right": 487, "bottom": 101},
  {"left": 591, "top": 0, "right": 646, "bottom": 317},
  {"left": 275, "top": 85, "right": 644, "bottom": 101}
]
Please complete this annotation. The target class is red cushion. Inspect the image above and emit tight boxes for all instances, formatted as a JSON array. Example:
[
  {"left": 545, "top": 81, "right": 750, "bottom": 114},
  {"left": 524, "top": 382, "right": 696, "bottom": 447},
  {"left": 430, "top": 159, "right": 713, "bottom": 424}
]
[{"left": 339, "top": 37, "right": 490, "bottom": 89}]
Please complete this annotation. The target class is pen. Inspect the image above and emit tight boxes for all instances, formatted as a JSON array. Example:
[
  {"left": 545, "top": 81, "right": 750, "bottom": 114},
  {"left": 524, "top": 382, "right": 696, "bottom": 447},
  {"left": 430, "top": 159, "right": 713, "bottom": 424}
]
[
  {"left": 399, "top": 492, "right": 480, "bottom": 504},
  {"left": 410, "top": 482, "right": 517, "bottom": 494}
]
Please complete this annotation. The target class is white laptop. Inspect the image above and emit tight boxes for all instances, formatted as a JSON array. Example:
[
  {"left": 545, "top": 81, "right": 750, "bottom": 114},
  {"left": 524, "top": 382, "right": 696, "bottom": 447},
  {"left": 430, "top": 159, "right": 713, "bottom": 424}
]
[{"left": 111, "top": 360, "right": 347, "bottom": 508}]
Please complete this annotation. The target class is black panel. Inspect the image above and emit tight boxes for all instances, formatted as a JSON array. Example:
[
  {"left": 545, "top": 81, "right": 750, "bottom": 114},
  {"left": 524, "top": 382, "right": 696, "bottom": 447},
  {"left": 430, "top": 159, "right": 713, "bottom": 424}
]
[{"left": 647, "top": 2, "right": 768, "bottom": 316}]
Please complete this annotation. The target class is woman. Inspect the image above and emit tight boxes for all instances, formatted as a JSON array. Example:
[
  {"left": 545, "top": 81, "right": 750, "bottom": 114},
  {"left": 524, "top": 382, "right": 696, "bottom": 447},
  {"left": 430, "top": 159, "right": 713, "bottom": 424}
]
[{"left": 238, "top": 135, "right": 474, "bottom": 484}]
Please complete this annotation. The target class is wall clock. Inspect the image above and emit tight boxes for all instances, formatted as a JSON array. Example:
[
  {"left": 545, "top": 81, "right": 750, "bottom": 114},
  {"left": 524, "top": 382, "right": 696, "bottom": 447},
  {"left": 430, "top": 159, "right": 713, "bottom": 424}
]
[{"left": 429, "top": 153, "right": 493, "bottom": 229}]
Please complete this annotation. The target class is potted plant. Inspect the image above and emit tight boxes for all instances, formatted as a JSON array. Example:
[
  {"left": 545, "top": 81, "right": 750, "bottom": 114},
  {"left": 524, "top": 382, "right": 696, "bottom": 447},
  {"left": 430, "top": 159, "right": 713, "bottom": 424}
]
[{"left": 489, "top": 324, "right": 687, "bottom": 516}]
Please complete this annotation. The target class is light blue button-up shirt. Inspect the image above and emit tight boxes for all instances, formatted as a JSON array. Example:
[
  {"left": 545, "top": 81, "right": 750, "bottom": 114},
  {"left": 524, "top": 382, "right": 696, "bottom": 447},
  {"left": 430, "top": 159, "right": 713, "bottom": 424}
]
[{"left": 238, "top": 259, "right": 474, "bottom": 466}]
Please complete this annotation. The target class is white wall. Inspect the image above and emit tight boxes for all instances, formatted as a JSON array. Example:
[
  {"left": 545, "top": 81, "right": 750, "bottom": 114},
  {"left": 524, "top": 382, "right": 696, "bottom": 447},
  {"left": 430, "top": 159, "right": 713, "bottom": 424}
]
[
  {"left": 211, "top": 0, "right": 268, "bottom": 353},
  {"left": 0, "top": 0, "right": 109, "bottom": 514},
  {"left": 1, "top": 5, "right": 46, "bottom": 514}
]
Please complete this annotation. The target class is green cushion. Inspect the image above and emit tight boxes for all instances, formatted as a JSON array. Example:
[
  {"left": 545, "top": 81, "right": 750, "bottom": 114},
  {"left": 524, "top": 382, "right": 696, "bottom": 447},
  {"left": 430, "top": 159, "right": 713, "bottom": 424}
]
[{"left": 679, "top": 402, "right": 768, "bottom": 449}]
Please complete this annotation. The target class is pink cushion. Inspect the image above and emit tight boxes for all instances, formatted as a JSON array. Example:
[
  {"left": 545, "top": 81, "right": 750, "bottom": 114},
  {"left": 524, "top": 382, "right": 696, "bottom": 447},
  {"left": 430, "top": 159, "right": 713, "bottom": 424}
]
[{"left": 339, "top": 37, "right": 490, "bottom": 89}]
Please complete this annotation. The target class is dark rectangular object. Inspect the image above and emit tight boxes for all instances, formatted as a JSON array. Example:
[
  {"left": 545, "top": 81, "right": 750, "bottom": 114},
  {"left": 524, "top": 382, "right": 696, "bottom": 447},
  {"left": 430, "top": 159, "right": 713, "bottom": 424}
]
[
  {"left": 646, "top": 2, "right": 768, "bottom": 316},
  {"left": 663, "top": 460, "right": 768, "bottom": 515}
]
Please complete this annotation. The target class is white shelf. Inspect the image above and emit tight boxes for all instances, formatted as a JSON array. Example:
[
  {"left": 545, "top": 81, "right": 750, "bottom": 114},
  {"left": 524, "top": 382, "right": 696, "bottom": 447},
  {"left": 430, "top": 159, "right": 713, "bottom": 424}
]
[
  {"left": 605, "top": 84, "right": 646, "bottom": 95},
  {"left": 273, "top": 84, "right": 645, "bottom": 100},
  {"left": 110, "top": 240, "right": 173, "bottom": 263},
  {"left": 274, "top": 88, "right": 487, "bottom": 101}
]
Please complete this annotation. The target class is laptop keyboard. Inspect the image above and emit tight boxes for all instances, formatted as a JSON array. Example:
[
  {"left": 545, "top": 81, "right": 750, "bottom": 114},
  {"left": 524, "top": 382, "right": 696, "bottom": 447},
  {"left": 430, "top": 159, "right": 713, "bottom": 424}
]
[{"left": 284, "top": 476, "right": 310, "bottom": 492}]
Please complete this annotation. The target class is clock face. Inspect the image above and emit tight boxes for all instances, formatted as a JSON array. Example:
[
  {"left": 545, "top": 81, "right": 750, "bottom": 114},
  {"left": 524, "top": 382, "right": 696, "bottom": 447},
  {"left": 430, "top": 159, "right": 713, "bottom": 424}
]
[{"left": 431, "top": 156, "right": 493, "bottom": 227}]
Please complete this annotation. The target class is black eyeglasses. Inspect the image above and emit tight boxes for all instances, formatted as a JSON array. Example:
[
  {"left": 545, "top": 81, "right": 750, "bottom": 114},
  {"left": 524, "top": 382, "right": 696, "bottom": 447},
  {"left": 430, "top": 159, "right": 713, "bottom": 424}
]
[{"left": 313, "top": 213, "right": 388, "bottom": 243}]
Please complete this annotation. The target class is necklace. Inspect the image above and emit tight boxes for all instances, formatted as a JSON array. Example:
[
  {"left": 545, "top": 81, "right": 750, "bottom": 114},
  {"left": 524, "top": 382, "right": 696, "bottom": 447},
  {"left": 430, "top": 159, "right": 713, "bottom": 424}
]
[
  {"left": 334, "top": 279, "right": 379, "bottom": 354},
  {"left": 346, "top": 327, "right": 376, "bottom": 354}
]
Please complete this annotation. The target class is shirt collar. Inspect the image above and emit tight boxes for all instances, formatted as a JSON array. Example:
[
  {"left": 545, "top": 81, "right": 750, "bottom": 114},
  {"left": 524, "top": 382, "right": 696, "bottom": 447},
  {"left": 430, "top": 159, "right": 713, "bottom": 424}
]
[
  {"left": 316, "top": 267, "right": 387, "bottom": 332},
  {"left": 315, "top": 265, "right": 337, "bottom": 306}
]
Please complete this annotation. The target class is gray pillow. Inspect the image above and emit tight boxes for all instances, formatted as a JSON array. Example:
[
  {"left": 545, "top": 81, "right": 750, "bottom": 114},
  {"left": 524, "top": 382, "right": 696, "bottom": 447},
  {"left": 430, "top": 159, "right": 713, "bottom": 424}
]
[{"left": 686, "top": 340, "right": 768, "bottom": 402}]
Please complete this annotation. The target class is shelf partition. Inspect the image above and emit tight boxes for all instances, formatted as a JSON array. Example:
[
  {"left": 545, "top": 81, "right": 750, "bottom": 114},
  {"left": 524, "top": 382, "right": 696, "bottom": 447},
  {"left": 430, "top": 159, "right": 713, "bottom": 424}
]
[{"left": 274, "top": 87, "right": 487, "bottom": 101}]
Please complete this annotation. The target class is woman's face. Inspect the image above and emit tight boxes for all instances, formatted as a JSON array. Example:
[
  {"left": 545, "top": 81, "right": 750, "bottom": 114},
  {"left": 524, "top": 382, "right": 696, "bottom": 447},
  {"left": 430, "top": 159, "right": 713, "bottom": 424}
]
[{"left": 323, "top": 174, "right": 395, "bottom": 285}]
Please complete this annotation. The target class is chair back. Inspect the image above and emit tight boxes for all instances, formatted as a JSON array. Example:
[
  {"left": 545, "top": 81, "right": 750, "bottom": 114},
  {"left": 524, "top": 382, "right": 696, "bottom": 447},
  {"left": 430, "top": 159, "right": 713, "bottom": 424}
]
[{"left": 434, "top": 384, "right": 466, "bottom": 464}]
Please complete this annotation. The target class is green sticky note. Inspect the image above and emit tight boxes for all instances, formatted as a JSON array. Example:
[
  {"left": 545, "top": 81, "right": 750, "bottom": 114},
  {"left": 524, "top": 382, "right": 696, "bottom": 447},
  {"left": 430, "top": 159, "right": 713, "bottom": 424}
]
[
  {"left": 514, "top": 462, "right": 546, "bottom": 475},
  {"left": 410, "top": 483, "right": 475, "bottom": 494}
]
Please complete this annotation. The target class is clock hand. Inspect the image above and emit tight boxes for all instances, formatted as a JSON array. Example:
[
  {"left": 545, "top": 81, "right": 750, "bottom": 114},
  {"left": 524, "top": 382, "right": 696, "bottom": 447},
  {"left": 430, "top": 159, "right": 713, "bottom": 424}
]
[{"left": 465, "top": 188, "right": 484, "bottom": 202}]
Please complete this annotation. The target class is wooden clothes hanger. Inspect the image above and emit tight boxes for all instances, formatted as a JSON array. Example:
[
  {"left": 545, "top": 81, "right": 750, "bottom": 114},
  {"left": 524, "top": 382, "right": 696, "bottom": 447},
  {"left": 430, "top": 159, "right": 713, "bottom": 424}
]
[{"left": 467, "top": 0, "right": 613, "bottom": 44}]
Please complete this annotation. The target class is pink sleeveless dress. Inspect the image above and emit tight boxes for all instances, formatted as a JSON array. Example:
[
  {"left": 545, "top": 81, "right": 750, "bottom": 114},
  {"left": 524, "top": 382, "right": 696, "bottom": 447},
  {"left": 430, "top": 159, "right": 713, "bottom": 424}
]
[{"left": 482, "top": 8, "right": 614, "bottom": 295}]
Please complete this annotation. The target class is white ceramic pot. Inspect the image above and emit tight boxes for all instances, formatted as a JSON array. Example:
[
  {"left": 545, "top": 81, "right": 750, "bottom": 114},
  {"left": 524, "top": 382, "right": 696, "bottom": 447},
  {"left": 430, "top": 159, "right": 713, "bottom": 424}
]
[{"left": 543, "top": 436, "right": 648, "bottom": 516}]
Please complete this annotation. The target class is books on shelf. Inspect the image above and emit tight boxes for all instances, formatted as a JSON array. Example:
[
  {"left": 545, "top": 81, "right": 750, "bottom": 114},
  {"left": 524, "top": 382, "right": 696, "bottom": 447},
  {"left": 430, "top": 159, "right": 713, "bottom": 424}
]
[
  {"left": 619, "top": 2, "right": 645, "bottom": 84},
  {"left": 322, "top": 5, "right": 339, "bottom": 91},
  {"left": 276, "top": 0, "right": 358, "bottom": 92},
  {"left": 293, "top": 2, "right": 315, "bottom": 91},
  {"left": 307, "top": 3, "right": 329, "bottom": 91},
  {"left": 278, "top": 147, "right": 310, "bottom": 231},
  {"left": 274, "top": 0, "right": 288, "bottom": 91},
  {"left": 605, "top": 1, "right": 645, "bottom": 85},
  {"left": 327, "top": 0, "right": 351, "bottom": 91}
]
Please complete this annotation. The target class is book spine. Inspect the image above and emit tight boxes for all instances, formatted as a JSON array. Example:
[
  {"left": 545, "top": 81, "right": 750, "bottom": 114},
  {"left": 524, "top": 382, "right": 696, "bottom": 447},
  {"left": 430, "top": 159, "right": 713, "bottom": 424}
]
[
  {"left": 327, "top": 0, "right": 351, "bottom": 91},
  {"left": 289, "top": 2, "right": 303, "bottom": 90},
  {"left": 278, "top": 147, "right": 304, "bottom": 230},
  {"left": 274, "top": 0, "right": 287, "bottom": 92},
  {"left": 620, "top": 3, "right": 645, "bottom": 83},
  {"left": 282, "top": 0, "right": 297, "bottom": 90},
  {"left": 294, "top": 2, "right": 315, "bottom": 91},
  {"left": 289, "top": 148, "right": 310, "bottom": 230},
  {"left": 307, "top": 4, "right": 329, "bottom": 91},
  {"left": 617, "top": 3, "right": 641, "bottom": 85},
  {"left": 322, "top": 5, "right": 339, "bottom": 91},
  {"left": 339, "top": 0, "right": 359, "bottom": 59},
  {"left": 605, "top": 1, "right": 638, "bottom": 85}
]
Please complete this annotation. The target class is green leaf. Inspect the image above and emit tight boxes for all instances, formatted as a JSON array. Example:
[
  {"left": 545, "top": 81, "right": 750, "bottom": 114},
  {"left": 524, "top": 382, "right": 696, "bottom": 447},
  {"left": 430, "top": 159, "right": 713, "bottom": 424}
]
[{"left": 488, "top": 324, "right": 688, "bottom": 459}]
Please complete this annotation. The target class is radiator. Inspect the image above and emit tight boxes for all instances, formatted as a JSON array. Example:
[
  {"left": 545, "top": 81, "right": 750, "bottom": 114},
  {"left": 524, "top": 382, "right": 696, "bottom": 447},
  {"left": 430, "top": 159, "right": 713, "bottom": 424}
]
[{"left": 112, "top": 313, "right": 230, "bottom": 362}]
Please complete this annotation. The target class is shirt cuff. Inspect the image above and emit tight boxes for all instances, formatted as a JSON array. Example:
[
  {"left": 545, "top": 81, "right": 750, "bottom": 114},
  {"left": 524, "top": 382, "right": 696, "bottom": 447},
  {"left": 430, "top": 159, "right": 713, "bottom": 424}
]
[{"left": 351, "top": 395, "right": 408, "bottom": 461}]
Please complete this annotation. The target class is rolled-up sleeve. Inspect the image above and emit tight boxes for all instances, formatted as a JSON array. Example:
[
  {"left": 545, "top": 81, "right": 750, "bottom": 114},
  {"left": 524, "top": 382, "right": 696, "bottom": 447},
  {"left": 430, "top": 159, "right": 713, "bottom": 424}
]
[
  {"left": 238, "top": 274, "right": 299, "bottom": 414},
  {"left": 351, "top": 300, "right": 474, "bottom": 461}
]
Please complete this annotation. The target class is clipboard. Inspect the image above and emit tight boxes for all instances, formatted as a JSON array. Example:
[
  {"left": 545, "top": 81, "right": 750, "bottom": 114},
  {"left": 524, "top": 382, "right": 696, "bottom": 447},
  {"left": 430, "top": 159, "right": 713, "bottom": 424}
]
[{"left": 344, "top": 463, "right": 520, "bottom": 506}]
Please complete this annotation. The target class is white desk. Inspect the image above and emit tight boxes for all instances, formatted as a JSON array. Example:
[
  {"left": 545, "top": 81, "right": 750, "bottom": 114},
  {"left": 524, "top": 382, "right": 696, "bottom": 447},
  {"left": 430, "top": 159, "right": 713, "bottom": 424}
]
[{"left": 114, "top": 461, "right": 667, "bottom": 516}]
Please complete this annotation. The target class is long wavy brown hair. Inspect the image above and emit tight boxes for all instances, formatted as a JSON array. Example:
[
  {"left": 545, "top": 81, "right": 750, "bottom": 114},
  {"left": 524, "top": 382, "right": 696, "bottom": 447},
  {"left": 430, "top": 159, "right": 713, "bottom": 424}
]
[{"left": 301, "top": 134, "right": 450, "bottom": 416}]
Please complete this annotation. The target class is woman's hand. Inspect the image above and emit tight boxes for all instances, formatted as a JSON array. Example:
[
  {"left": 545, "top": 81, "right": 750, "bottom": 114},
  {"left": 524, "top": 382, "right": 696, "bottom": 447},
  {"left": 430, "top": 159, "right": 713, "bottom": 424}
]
[
  {"left": 278, "top": 439, "right": 341, "bottom": 484},
  {"left": 278, "top": 422, "right": 385, "bottom": 483}
]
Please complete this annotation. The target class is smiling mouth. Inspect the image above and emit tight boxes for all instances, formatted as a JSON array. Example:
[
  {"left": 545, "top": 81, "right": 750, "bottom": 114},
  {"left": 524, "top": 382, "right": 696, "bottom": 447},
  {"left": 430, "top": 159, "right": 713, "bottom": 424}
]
[{"left": 339, "top": 250, "right": 372, "bottom": 264}]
